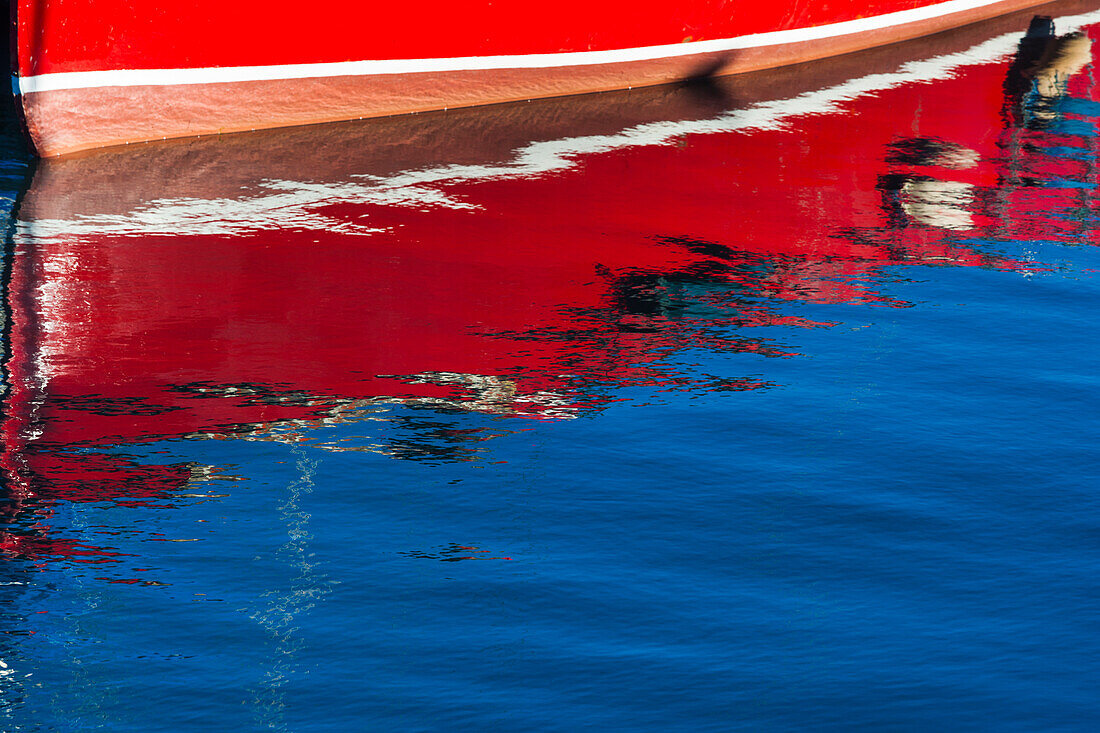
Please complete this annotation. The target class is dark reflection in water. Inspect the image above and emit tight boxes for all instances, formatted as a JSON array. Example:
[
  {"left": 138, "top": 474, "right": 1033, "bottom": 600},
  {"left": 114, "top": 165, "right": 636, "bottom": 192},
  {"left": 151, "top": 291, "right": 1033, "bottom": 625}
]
[{"left": 2, "top": 3, "right": 1100, "bottom": 730}]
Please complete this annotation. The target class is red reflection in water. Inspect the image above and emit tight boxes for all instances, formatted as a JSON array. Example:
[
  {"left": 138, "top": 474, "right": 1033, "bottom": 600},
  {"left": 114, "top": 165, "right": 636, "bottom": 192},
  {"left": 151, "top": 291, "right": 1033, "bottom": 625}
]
[{"left": 3, "top": 4, "right": 1100, "bottom": 563}]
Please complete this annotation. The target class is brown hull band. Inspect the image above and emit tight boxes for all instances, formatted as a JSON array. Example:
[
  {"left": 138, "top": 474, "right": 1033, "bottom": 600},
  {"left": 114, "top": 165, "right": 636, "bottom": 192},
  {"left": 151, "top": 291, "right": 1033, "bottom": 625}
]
[{"left": 19, "top": 0, "right": 1057, "bottom": 156}]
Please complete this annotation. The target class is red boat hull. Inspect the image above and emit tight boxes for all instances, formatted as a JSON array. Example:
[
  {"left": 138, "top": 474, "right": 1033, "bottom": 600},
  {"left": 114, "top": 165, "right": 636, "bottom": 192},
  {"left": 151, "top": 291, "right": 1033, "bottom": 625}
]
[{"left": 12, "top": 0, "right": 1061, "bottom": 155}]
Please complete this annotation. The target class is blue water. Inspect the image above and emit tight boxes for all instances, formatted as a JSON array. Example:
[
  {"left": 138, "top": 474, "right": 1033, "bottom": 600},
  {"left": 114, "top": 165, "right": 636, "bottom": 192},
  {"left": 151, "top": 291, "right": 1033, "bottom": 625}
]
[{"left": 2, "top": 15, "right": 1100, "bottom": 733}]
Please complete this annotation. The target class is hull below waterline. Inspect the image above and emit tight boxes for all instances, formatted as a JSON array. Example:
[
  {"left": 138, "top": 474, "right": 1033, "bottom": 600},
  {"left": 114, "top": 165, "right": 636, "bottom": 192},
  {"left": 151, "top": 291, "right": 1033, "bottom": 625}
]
[{"left": 12, "top": 0, "right": 1063, "bottom": 156}]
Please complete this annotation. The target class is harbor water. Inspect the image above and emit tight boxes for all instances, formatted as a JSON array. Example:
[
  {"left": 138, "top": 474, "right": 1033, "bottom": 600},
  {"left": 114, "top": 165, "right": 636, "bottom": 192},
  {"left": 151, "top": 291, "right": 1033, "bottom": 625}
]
[{"left": 1, "top": 4, "right": 1099, "bottom": 731}]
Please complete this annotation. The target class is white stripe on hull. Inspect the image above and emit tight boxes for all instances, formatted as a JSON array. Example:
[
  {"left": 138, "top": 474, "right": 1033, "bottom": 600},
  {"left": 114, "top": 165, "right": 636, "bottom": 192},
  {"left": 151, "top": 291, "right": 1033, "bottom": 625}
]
[{"left": 15, "top": 0, "right": 1030, "bottom": 93}]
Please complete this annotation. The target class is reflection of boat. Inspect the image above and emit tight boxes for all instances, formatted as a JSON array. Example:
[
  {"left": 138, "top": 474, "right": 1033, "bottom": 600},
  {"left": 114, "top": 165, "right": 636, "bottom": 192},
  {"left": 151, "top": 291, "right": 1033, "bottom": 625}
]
[
  {"left": 9, "top": 0, "right": 1066, "bottom": 155},
  {"left": 2, "top": 2, "right": 1099, "bottom": 559}
]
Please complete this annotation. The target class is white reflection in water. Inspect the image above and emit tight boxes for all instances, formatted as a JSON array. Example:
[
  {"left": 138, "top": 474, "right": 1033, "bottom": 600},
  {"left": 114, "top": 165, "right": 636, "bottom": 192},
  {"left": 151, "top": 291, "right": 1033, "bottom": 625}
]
[
  {"left": 15, "top": 7, "right": 1100, "bottom": 243},
  {"left": 248, "top": 448, "right": 335, "bottom": 731},
  {"left": 900, "top": 179, "right": 977, "bottom": 230}
]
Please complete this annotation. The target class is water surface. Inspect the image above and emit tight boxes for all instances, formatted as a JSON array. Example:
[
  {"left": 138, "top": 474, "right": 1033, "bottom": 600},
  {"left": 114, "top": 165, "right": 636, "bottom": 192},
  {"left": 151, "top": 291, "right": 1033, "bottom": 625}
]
[{"left": 1, "top": 5, "right": 1100, "bottom": 731}]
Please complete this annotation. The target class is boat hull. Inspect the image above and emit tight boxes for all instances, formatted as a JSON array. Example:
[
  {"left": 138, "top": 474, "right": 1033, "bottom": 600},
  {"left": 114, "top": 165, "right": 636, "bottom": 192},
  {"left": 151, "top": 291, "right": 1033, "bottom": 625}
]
[{"left": 10, "top": 0, "right": 1066, "bottom": 155}]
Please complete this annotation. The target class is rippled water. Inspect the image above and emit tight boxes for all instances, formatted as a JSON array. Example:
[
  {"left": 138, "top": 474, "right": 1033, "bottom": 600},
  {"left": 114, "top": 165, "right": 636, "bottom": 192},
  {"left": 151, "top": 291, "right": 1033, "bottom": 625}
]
[{"left": 2, "top": 5, "right": 1100, "bottom": 731}]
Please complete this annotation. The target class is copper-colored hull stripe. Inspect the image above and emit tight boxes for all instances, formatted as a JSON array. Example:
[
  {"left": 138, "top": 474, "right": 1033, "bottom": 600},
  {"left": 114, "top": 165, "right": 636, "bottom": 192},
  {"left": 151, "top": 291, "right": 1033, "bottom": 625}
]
[{"left": 20, "top": 0, "right": 1052, "bottom": 156}]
